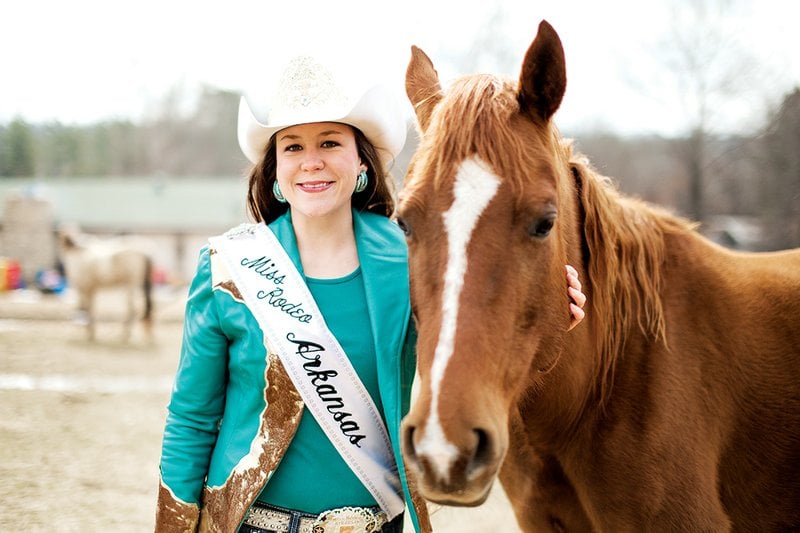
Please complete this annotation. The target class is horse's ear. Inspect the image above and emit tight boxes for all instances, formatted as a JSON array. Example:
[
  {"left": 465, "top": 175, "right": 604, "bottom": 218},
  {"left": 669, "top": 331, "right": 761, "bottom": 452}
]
[
  {"left": 59, "top": 233, "right": 76, "bottom": 249},
  {"left": 406, "top": 45, "right": 443, "bottom": 132},
  {"left": 518, "top": 20, "right": 567, "bottom": 123}
]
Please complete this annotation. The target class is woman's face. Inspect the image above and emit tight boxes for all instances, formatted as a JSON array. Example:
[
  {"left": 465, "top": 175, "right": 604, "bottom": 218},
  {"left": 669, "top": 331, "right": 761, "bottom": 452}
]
[{"left": 274, "top": 121, "right": 365, "bottom": 223}]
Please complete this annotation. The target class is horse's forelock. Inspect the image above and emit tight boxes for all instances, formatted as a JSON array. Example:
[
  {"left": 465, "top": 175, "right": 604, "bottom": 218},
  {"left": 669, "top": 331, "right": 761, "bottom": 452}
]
[{"left": 415, "top": 75, "right": 560, "bottom": 196}]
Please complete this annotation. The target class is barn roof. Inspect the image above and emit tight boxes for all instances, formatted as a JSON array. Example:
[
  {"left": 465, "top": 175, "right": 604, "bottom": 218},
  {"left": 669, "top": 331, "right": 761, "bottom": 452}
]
[{"left": 0, "top": 176, "right": 248, "bottom": 234}]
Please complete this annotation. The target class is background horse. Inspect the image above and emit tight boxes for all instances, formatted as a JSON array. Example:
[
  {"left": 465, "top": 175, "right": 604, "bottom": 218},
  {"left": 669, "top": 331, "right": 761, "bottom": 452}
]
[
  {"left": 399, "top": 20, "right": 800, "bottom": 532},
  {"left": 58, "top": 228, "right": 154, "bottom": 342}
]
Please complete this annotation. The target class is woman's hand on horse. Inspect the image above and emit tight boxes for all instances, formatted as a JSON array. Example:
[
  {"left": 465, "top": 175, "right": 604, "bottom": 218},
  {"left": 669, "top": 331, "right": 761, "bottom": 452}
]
[{"left": 567, "top": 264, "right": 586, "bottom": 331}]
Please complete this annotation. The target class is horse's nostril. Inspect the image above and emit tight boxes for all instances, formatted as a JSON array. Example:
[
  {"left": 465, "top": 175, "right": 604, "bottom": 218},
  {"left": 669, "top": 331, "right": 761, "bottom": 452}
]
[
  {"left": 469, "top": 428, "right": 493, "bottom": 471},
  {"left": 402, "top": 424, "right": 418, "bottom": 462}
]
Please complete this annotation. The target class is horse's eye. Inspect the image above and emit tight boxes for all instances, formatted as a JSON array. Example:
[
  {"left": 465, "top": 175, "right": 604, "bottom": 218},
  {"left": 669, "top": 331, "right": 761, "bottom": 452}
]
[
  {"left": 529, "top": 214, "right": 555, "bottom": 238},
  {"left": 396, "top": 217, "right": 412, "bottom": 237}
]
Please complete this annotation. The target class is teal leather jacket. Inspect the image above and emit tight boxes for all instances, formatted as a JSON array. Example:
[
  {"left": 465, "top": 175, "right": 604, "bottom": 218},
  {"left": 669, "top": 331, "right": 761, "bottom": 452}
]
[{"left": 155, "top": 210, "right": 429, "bottom": 532}]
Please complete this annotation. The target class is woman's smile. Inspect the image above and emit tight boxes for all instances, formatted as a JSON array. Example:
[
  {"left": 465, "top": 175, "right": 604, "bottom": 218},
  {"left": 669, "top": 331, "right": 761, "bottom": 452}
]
[{"left": 297, "top": 180, "right": 335, "bottom": 193}]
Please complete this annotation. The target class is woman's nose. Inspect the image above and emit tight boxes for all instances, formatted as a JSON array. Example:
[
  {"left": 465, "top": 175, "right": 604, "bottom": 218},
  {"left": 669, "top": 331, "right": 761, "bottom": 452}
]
[{"left": 300, "top": 149, "right": 324, "bottom": 171}]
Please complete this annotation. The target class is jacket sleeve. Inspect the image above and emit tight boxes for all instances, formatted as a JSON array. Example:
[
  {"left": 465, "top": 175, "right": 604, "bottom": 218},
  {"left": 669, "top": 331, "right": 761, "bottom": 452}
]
[{"left": 155, "top": 247, "right": 229, "bottom": 532}]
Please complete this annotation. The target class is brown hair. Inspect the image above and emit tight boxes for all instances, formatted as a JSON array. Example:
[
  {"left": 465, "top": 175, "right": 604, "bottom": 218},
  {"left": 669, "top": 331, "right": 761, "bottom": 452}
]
[{"left": 245, "top": 126, "right": 396, "bottom": 224}]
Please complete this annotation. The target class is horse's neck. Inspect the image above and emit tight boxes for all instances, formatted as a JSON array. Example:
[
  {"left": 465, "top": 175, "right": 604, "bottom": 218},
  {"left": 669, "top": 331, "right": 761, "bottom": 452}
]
[
  {"left": 514, "top": 330, "right": 595, "bottom": 446},
  {"left": 520, "top": 332, "right": 653, "bottom": 460}
]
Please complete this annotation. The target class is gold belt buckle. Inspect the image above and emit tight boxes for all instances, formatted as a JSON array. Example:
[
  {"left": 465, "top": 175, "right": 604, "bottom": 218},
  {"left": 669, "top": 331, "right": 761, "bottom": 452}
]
[{"left": 312, "top": 506, "right": 386, "bottom": 533}]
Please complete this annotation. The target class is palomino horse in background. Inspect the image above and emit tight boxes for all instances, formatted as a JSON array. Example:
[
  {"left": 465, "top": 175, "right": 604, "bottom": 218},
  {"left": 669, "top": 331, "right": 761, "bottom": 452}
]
[
  {"left": 399, "top": 20, "right": 800, "bottom": 532},
  {"left": 58, "top": 228, "right": 154, "bottom": 342}
]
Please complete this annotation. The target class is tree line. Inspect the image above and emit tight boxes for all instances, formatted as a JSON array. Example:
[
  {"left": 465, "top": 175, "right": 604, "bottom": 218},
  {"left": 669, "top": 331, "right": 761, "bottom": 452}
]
[
  {"left": 0, "top": 86, "right": 798, "bottom": 251},
  {"left": 0, "top": 86, "right": 248, "bottom": 178},
  {"left": 573, "top": 88, "right": 800, "bottom": 251}
]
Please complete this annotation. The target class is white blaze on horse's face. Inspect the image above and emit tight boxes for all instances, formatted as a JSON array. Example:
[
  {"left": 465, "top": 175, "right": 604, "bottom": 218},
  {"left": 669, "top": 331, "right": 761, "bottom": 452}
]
[{"left": 416, "top": 156, "right": 500, "bottom": 482}]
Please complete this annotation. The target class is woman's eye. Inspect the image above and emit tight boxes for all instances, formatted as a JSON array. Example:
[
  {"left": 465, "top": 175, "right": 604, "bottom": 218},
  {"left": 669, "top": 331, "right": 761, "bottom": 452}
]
[
  {"left": 321, "top": 140, "right": 340, "bottom": 148},
  {"left": 284, "top": 144, "right": 302, "bottom": 152}
]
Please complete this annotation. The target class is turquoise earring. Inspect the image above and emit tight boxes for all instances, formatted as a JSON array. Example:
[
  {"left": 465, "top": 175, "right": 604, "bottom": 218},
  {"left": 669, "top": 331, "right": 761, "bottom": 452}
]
[
  {"left": 273, "top": 181, "right": 287, "bottom": 203},
  {"left": 354, "top": 170, "right": 368, "bottom": 193}
]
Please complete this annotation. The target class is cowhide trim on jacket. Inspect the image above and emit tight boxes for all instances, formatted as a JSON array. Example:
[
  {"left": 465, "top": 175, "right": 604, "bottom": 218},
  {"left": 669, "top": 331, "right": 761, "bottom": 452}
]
[
  {"left": 155, "top": 481, "right": 200, "bottom": 532},
  {"left": 405, "top": 469, "right": 433, "bottom": 533},
  {"left": 199, "top": 352, "right": 303, "bottom": 532},
  {"left": 155, "top": 349, "right": 303, "bottom": 533}
]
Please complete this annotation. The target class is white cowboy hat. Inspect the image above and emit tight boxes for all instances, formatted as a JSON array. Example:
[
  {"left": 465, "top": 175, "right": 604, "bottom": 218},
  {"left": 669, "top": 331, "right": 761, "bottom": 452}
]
[{"left": 238, "top": 55, "right": 407, "bottom": 167}]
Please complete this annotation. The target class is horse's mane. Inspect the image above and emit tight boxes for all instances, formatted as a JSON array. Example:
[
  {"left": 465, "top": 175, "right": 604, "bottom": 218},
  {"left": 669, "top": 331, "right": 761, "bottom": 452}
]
[{"left": 567, "top": 146, "right": 697, "bottom": 401}]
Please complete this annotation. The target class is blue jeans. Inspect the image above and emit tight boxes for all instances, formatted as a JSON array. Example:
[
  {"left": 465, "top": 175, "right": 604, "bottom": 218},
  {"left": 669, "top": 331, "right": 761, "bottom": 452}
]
[{"left": 239, "top": 501, "right": 404, "bottom": 533}]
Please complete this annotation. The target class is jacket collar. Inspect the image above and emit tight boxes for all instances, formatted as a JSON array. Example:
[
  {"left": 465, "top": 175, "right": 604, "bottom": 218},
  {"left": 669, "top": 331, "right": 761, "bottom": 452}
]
[{"left": 352, "top": 210, "right": 412, "bottom": 445}]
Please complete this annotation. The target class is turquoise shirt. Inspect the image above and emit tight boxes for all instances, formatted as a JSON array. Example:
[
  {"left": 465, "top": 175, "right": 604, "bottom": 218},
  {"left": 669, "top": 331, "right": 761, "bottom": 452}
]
[{"left": 257, "top": 267, "right": 383, "bottom": 513}]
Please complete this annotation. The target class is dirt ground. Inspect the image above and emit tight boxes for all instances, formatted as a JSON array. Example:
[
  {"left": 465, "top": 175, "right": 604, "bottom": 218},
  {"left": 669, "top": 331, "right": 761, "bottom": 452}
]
[{"left": 0, "top": 287, "right": 521, "bottom": 532}]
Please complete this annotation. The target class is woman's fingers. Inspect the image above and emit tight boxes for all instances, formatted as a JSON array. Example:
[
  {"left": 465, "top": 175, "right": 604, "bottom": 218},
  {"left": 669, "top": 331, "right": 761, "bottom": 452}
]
[
  {"left": 568, "top": 303, "right": 585, "bottom": 331},
  {"left": 568, "top": 286, "right": 586, "bottom": 308},
  {"left": 566, "top": 265, "right": 586, "bottom": 331}
]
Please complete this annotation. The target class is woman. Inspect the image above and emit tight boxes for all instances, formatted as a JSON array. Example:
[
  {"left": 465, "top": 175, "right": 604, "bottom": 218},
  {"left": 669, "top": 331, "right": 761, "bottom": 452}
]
[{"left": 155, "top": 54, "right": 586, "bottom": 533}]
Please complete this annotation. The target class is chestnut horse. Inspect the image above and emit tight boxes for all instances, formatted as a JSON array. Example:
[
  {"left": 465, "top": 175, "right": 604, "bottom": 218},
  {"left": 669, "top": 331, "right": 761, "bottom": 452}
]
[{"left": 399, "top": 20, "right": 800, "bottom": 532}]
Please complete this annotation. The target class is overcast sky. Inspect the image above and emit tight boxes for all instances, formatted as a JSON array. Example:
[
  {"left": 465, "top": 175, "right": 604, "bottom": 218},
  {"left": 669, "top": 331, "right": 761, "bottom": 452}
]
[{"left": 3, "top": 0, "right": 799, "bottom": 136}]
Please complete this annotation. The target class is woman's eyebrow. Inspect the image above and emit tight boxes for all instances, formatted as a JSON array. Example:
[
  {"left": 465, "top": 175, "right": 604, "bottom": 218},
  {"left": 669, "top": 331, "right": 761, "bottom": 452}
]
[{"left": 278, "top": 129, "right": 344, "bottom": 142}]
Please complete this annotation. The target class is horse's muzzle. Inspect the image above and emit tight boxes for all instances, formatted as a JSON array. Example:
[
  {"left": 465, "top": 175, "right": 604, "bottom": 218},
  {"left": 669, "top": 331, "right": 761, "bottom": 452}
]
[{"left": 401, "top": 419, "right": 502, "bottom": 506}]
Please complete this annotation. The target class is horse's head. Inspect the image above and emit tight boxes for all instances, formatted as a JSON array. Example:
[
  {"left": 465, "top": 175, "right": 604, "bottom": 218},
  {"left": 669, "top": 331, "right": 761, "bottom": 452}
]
[{"left": 399, "top": 21, "right": 581, "bottom": 505}]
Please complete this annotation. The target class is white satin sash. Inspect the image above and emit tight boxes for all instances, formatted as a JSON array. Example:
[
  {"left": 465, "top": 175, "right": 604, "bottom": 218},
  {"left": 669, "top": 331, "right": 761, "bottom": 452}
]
[{"left": 209, "top": 223, "right": 404, "bottom": 518}]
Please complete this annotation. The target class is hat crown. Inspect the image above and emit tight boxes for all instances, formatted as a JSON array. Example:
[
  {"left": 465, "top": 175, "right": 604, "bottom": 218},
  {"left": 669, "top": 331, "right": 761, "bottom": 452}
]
[{"left": 269, "top": 56, "right": 349, "bottom": 122}]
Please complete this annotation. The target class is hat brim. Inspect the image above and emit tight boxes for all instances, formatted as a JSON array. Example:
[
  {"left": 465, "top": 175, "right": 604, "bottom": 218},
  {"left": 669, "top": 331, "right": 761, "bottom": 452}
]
[{"left": 238, "top": 84, "right": 407, "bottom": 168}]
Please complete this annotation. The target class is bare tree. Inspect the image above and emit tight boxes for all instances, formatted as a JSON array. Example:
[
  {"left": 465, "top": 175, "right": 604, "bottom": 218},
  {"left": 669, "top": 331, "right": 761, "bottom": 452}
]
[
  {"left": 761, "top": 88, "right": 800, "bottom": 249},
  {"left": 653, "top": 0, "right": 760, "bottom": 223}
]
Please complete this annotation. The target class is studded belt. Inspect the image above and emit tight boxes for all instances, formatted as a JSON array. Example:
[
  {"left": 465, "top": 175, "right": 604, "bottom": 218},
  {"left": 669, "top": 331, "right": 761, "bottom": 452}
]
[{"left": 244, "top": 501, "right": 388, "bottom": 533}]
